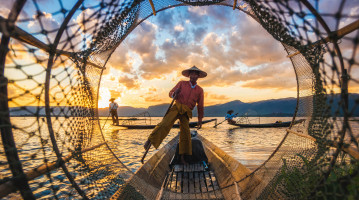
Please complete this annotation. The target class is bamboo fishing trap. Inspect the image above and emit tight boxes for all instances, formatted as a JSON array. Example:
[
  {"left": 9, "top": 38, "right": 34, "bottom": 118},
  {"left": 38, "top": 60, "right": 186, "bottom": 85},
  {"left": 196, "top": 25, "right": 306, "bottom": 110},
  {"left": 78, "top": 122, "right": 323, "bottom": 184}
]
[{"left": 0, "top": 0, "right": 358, "bottom": 199}]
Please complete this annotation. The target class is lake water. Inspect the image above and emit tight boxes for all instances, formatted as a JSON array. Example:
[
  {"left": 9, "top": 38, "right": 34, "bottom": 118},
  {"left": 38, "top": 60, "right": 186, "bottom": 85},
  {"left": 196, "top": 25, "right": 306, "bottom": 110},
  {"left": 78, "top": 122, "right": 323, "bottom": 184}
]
[
  {"left": 2, "top": 116, "right": 357, "bottom": 199},
  {"left": 102, "top": 116, "right": 297, "bottom": 172}
]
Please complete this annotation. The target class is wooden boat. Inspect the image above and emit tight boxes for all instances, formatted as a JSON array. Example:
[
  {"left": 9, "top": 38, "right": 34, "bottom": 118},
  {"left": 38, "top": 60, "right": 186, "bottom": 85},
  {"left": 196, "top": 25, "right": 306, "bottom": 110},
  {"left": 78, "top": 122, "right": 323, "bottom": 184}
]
[
  {"left": 231, "top": 119, "right": 305, "bottom": 128},
  {"left": 111, "top": 134, "right": 261, "bottom": 199},
  {"left": 114, "top": 119, "right": 217, "bottom": 129}
]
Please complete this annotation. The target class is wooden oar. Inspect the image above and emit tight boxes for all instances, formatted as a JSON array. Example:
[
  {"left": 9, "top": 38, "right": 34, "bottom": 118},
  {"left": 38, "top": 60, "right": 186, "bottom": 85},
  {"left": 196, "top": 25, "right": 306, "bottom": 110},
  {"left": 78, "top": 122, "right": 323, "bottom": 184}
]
[
  {"left": 141, "top": 93, "right": 178, "bottom": 164},
  {"left": 213, "top": 113, "right": 238, "bottom": 128}
]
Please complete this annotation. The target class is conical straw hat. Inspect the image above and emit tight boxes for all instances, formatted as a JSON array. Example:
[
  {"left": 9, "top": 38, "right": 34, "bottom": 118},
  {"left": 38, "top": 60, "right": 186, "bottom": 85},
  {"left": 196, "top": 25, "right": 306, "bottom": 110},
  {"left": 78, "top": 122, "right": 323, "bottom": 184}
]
[{"left": 182, "top": 66, "right": 207, "bottom": 78}]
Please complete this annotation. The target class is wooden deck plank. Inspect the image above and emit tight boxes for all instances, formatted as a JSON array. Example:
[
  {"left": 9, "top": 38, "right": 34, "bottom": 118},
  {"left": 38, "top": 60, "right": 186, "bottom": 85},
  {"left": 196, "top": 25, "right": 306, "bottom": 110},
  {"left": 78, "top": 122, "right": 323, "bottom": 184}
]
[
  {"left": 199, "top": 172, "right": 209, "bottom": 199},
  {"left": 183, "top": 172, "right": 189, "bottom": 194},
  {"left": 174, "top": 164, "right": 180, "bottom": 172},
  {"left": 194, "top": 172, "right": 201, "bottom": 193},
  {"left": 166, "top": 171, "right": 173, "bottom": 190},
  {"left": 204, "top": 171, "right": 213, "bottom": 192},
  {"left": 176, "top": 172, "right": 183, "bottom": 199},
  {"left": 171, "top": 172, "right": 177, "bottom": 191},
  {"left": 176, "top": 172, "right": 182, "bottom": 193},
  {"left": 199, "top": 163, "right": 204, "bottom": 171},
  {"left": 169, "top": 172, "right": 177, "bottom": 199},
  {"left": 209, "top": 171, "right": 224, "bottom": 199},
  {"left": 188, "top": 172, "right": 195, "bottom": 194},
  {"left": 179, "top": 164, "right": 183, "bottom": 172},
  {"left": 205, "top": 171, "right": 217, "bottom": 199},
  {"left": 161, "top": 163, "right": 227, "bottom": 199}
]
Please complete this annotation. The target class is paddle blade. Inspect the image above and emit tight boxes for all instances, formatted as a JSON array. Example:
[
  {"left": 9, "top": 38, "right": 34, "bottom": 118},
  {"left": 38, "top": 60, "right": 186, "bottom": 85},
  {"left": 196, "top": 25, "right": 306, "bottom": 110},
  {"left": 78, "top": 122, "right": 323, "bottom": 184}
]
[{"left": 140, "top": 145, "right": 151, "bottom": 164}]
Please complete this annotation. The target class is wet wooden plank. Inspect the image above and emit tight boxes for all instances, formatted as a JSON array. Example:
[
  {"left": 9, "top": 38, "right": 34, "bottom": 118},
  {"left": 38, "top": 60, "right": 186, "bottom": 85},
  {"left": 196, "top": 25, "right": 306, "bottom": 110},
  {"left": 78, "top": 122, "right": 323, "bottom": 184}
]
[
  {"left": 209, "top": 171, "right": 224, "bottom": 199},
  {"left": 204, "top": 171, "right": 213, "bottom": 191},
  {"left": 169, "top": 172, "right": 177, "bottom": 199},
  {"left": 188, "top": 172, "right": 195, "bottom": 194},
  {"left": 194, "top": 172, "right": 201, "bottom": 193},
  {"left": 170, "top": 172, "right": 177, "bottom": 191},
  {"left": 194, "top": 163, "right": 198, "bottom": 171},
  {"left": 166, "top": 171, "right": 173, "bottom": 190},
  {"left": 199, "top": 163, "right": 204, "bottom": 171},
  {"left": 199, "top": 172, "right": 209, "bottom": 199},
  {"left": 183, "top": 172, "right": 189, "bottom": 194},
  {"left": 179, "top": 164, "right": 183, "bottom": 172},
  {"left": 205, "top": 171, "right": 217, "bottom": 199},
  {"left": 190, "top": 164, "right": 194, "bottom": 172},
  {"left": 194, "top": 172, "right": 203, "bottom": 199},
  {"left": 176, "top": 172, "right": 182, "bottom": 193},
  {"left": 174, "top": 165, "right": 178, "bottom": 172}
]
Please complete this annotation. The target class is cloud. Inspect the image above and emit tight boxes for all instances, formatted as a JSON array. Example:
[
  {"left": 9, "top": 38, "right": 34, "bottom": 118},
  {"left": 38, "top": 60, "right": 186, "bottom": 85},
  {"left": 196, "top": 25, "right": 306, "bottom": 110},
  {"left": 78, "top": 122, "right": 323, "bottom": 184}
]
[
  {"left": 139, "top": 87, "right": 166, "bottom": 103},
  {"left": 108, "top": 89, "right": 122, "bottom": 99},
  {"left": 192, "top": 26, "right": 207, "bottom": 42},
  {"left": 118, "top": 75, "right": 139, "bottom": 89},
  {"left": 105, "top": 46, "right": 134, "bottom": 74},
  {"left": 241, "top": 75, "right": 297, "bottom": 90},
  {"left": 156, "top": 9, "right": 175, "bottom": 31},
  {"left": 103, "top": 5, "right": 298, "bottom": 103},
  {"left": 228, "top": 17, "right": 286, "bottom": 67},
  {"left": 207, "top": 93, "right": 230, "bottom": 100},
  {"left": 186, "top": 7, "right": 208, "bottom": 25},
  {"left": 140, "top": 95, "right": 164, "bottom": 103},
  {"left": 174, "top": 24, "right": 184, "bottom": 32}
]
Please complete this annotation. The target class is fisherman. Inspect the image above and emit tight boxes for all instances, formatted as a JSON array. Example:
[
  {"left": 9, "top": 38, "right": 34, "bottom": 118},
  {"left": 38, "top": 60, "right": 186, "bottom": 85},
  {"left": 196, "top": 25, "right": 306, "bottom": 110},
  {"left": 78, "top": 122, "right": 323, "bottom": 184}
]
[
  {"left": 109, "top": 98, "right": 119, "bottom": 125},
  {"left": 225, "top": 110, "right": 237, "bottom": 124},
  {"left": 143, "top": 66, "right": 206, "bottom": 164}
]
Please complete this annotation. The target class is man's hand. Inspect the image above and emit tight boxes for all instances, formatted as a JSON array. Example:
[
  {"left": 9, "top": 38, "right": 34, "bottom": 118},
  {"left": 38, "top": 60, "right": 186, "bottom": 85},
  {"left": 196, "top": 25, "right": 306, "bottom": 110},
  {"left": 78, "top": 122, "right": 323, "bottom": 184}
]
[{"left": 197, "top": 121, "right": 202, "bottom": 129}]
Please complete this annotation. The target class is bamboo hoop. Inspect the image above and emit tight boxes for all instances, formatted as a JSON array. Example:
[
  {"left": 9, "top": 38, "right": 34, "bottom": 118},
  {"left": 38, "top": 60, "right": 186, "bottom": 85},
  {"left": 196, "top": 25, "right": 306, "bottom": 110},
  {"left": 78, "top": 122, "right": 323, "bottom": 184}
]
[{"left": 287, "top": 19, "right": 359, "bottom": 58}]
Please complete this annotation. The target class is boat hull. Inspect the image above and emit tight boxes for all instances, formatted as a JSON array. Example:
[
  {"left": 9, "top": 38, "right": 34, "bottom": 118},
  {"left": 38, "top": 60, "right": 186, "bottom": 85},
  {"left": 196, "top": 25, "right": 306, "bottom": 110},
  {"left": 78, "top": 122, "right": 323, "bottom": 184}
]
[
  {"left": 115, "top": 119, "right": 216, "bottom": 129},
  {"left": 111, "top": 134, "right": 261, "bottom": 199},
  {"left": 231, "top": 119, "right": 305, "bottom": 128}
]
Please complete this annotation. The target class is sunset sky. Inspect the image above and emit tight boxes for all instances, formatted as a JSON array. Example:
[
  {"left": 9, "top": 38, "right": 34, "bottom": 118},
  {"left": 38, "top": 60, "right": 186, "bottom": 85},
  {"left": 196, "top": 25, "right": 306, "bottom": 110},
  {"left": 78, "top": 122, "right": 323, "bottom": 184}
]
[
  {"left": 1, "top": 0, "right": 358, "bottom": 109},
  {"left": 98, "top": 5, "right": 297, "bottom": 108},
  {"left": 98, "top": 2, "right": 359, "bottom": 108}
]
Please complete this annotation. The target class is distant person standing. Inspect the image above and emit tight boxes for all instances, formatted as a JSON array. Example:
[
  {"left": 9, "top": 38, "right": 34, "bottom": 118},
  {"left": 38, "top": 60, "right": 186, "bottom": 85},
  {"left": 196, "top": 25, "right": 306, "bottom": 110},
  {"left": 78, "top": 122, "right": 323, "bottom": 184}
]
[
  {"left": 225, "top": 110, "right": 237, "bottom": 124},
  {"left": 109, "top": 98, "right": 119, "bottom": 125}
]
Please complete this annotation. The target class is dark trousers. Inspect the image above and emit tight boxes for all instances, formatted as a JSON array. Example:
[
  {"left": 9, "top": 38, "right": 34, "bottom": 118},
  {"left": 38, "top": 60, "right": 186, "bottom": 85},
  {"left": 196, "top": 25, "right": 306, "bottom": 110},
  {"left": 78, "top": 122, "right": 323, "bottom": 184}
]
[{"left": 110, "top": 110, "right": 118, "bottom": 125}]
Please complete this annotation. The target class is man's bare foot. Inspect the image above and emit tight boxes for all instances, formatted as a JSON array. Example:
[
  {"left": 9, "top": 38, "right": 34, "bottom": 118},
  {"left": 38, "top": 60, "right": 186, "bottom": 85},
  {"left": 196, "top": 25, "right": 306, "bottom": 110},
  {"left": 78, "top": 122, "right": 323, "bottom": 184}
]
[
  {"left": 144, "top": 139, "right": 151, "bottom": 150},
  {"left": 180, "top": 155, "right": 188, "bottom": 165}
]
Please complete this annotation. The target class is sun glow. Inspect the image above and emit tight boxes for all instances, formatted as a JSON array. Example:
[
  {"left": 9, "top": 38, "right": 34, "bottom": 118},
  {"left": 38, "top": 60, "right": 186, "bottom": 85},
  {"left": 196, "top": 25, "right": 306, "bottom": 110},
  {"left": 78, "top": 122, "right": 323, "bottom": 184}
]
[{"left": 98, "top": 87, "right": 112, "bottom": 108}]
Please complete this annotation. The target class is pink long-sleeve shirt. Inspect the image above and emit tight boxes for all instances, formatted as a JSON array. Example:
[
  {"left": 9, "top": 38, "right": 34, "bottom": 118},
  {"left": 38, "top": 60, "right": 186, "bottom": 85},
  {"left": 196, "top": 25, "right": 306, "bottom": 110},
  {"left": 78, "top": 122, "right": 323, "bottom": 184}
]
[{"left": 169, "top": 81, "right": 204, "bottom": 120}]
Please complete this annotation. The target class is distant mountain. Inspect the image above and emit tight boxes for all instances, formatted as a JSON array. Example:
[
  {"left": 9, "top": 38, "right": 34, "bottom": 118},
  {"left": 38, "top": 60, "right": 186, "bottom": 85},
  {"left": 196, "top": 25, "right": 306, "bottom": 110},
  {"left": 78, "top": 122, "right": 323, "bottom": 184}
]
[
  {"left": 194, "top": 98, "right": 297, "bottom": 117},
  {"left": 143, "top": 94, "right": 359, "bottom": 117},
  {"left": 9, "top": 93, "right": 359, "bottom": 117}
]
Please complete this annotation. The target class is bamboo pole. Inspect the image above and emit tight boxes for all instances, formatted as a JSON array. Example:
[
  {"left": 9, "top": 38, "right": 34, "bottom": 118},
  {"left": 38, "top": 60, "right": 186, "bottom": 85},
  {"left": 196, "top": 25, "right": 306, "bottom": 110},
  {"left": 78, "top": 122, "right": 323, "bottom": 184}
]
[
  {"left": 148, "top": 0, "right": 156, "bottom": 16},
  {"left": 286, "top": 129, "right": 359, "bottom": 160},
  {"left": 0, "top": 16, "right": 105, "bottom": 70},
  {"left": 287, "top": 19, "right": 359, "bottom": 58},
  {"left": 233, "top": 0, "right": 237, "bottom": 10},
  {"left": 0, "top": 142, "right": 106, "bottom": 198}
]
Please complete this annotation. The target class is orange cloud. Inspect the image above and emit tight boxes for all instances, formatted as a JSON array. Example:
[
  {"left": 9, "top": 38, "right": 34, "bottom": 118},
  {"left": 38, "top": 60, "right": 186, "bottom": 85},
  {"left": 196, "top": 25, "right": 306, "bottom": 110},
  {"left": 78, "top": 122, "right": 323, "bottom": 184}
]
[
  {"left": 241, "top": 76, "right": 297, "bottom": 90},
  {"left": 207, "top": 93, "right": 230, "bottom": 100},
  {"left": 118, "top": 75, "right": 139, "bottom": 89}
]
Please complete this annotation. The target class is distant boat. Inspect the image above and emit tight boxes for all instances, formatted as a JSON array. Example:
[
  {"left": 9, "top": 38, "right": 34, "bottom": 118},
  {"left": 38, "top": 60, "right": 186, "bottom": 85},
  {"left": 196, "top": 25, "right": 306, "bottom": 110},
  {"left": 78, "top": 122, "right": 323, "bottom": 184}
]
[
  {"left": 114, "top": 119, "right": 217, "bottom": 129},
  {"left": 231, "top": 119, "right": 305, "bottom": 128}
]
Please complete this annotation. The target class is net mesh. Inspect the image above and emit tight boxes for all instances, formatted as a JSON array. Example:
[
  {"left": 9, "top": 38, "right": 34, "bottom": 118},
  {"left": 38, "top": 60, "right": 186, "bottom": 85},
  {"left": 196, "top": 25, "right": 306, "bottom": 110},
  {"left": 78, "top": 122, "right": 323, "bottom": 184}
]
[{"left": 0, "top": 0, "right": 358, "bottom": 199}]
